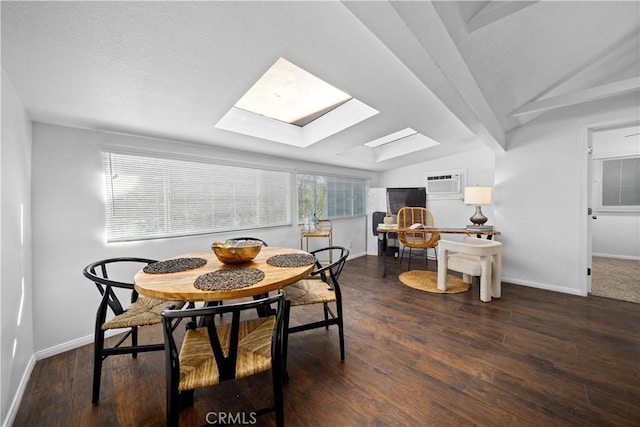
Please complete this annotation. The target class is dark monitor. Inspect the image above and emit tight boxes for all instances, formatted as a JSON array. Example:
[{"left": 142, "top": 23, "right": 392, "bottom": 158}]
[{"left": 386, "top": 187, "right": 427, "bottom": 214}]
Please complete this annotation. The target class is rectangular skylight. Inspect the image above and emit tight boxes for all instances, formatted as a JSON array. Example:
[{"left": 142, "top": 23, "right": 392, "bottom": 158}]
[
  {"left": 364, "top": 128, "right": 418, "bottom": 148},
  {"left": 234, "top": 57, "right": 352, "bottom": 126}
]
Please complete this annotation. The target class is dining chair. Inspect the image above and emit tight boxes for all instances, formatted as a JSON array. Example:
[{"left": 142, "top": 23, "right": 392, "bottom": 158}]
[
  {"left": 437, "top": 237, "right": 503, "bottom": 302},
  {"left": 82, "top": 257, "right": 184, "bottom": 404},
  {"left": 161, "top": 291, "right": 286, "bottom": 427},
  {"left": 282, "top": 246, "right": 349, "bottom": 372},
  {"left": 396, "top": 206, "right": 440, "bottom": 270}
]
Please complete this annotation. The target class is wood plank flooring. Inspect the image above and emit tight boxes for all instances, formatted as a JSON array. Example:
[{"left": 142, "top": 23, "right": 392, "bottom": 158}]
[{"left": 14, "top": 255, "right": 640, "bottom": 426}]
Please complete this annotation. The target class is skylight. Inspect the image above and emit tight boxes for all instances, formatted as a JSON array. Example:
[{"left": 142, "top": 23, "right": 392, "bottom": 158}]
[
  {"left": 234, "top": 58, "right": 352, "bottom": 127},
  {"left": 215, "top": 58, "right": 378, "bottom": 148},
  {"left": 346, "top": 128, "right": 440, "bottom": 162},
  {"left": 363, "top": 128, "right": 419, "bottom": 148}
]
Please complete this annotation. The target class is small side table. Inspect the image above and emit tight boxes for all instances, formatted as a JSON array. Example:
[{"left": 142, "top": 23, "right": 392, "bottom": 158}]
[{"left": 300, "top": 219, "right": 333, "bottom": 261}]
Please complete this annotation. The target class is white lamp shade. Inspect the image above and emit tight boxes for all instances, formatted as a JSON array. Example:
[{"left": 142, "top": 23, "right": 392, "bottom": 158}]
[{"left": 464, "top": 186, "right": 492, "bottom": 205}]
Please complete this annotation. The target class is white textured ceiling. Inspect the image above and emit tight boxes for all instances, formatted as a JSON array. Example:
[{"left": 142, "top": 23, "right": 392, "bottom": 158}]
[{"left": 2, "top": 1, "right": 638, "bottom": 171}]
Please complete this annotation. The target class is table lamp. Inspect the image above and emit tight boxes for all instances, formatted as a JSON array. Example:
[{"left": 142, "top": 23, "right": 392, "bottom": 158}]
[{"left": 464, "top": 186, "right": 492, "bottom": 226}]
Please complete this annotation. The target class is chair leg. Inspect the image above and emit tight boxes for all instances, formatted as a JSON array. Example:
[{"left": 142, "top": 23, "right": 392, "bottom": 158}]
[
  {"left": 407, "top": 247, "right": 412, "bottom": 270},
  {"left": 272, "top": 354, "right": 285, "bottom": 427},
  {"left": 131, "top": 326, "right": 138, "bottom": 358},
  {"left": 337, "top": 304, "right": 345, "bottom": 361},
  {"left": 92, "top": 331, "right": 104, "bottom": 404},
  {"left": 323, "top": 303, "right": 330, "bottom": 330},
  {"left": 282, "top": 300, "right": 292, "bottom": 381}
]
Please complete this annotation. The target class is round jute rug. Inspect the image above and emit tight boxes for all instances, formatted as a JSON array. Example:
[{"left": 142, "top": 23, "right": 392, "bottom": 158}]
[{"left": 398, "top": 270, "right": 470, "bottom": 294}]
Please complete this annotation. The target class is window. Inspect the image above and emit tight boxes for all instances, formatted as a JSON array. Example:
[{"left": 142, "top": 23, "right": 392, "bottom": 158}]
[
  {"left": 103, "top": 151, "right": 291, "bottom": 242},
  {"left": 594, "top": 156, "right": 640, "bottom": 212},
  {"left": 297, "top": 174, "right": 367, "bottom": 222}
]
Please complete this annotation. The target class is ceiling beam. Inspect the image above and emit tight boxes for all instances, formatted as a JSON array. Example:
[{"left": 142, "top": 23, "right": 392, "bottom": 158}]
[
  {"left": 509, "top": 77, "right": 640, "bottom": 117},
  {"left": 466, "top": 1, "right": 539, "bottom": 34},
  {"left": 343, "top": 1, "right": 505, "bottom": 152}
]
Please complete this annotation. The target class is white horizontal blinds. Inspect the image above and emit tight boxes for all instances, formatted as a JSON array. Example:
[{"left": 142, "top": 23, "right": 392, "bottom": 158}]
[
  {"left": 327, "top": 177, "right": 367, "bottom": 218},
  {"left": 103, "top": 152, "right": 291, "bottom": 242},
  {"left": 297, "top": 173, "right": 367, "bottom": 221},
  {"left": 602, "top": 157, "right": 640, "bottom": 206}
]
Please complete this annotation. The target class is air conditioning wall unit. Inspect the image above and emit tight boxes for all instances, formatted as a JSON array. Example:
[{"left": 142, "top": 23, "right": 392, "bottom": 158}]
[{"left": 425, "top": 169, "right": 465, "bottom": 199}]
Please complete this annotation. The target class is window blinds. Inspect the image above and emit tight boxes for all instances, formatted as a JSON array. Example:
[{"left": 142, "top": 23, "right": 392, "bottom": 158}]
[
  {"left": 102, "top": 151, "right": 292, "bottom": 242},
  {"left": 297, "top": 174, "right": 367, "bottom": 222}
]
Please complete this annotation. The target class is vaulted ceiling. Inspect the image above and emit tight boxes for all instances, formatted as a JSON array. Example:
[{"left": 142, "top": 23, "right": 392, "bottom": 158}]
[{"left": 2, "top": 1, "right": 638, "bottom": 171}]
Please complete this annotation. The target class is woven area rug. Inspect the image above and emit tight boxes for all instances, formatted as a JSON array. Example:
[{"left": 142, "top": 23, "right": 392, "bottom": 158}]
[{"left": 398, "top": 270, "right": 470, "bottom": 294}]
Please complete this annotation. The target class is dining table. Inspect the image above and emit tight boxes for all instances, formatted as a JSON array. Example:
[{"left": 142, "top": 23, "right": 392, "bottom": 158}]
[{"left": 134, "top": 246, "right": 315, "bottom": 302}]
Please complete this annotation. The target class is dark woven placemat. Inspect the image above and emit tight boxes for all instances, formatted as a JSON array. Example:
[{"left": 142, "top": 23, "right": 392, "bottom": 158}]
[
  {"left": 194, "top": 267, "right": 265, "bottom": 291},
  {"left": 143, "top": 257, "right": 207, "bottom": 274},
  {"left": 267, "top": 253, "right": 316, "bottom": 267}
]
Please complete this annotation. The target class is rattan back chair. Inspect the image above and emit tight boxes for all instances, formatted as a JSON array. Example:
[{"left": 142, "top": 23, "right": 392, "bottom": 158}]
[
  {"left": 282, "top": 246, "right": 349, "bottom": 375},
  {"left": 83, "top": 257, "right": 184, "bottom": 404},
  {"left": 396, "top": 207, "right": 440, "bottom": 270},
  {"left": 162, "top": 291, "right": 286, "bottom": 427}
]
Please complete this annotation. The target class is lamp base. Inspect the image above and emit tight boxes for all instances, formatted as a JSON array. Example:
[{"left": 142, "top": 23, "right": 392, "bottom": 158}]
[{"left": 469, "top": 205, "right": 488, "bottom": 226}]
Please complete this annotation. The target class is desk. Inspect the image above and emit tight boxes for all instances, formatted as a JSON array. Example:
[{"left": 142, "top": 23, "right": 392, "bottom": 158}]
[
  {"left": 134, "top": 247, "right": 314, "bottom": 302},
  {"left": 376, "top": 226, "right": 501, "bottom": 277}
]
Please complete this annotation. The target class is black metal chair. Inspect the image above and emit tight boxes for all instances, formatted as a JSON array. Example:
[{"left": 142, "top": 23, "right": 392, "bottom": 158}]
[
  {"left": 83, "top": 257, "right": 184, "bottom": 404},
  {"left": 162, "top": 291, "right": 286, "bottom": 427},
  {"left": 282, "top": 246, "right": 349, "bottom": 371}
]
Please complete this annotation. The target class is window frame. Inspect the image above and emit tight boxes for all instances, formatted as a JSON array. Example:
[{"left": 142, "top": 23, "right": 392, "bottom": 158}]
[{"left": 593, "top": 154, "right": 640, "bottom": 214}]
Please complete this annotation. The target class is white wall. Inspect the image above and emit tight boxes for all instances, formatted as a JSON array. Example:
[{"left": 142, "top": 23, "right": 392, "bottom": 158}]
[
  {"left": 373, "top": 147, "right": 495, "bottom": 259},
  {"left": 380, "top": 146, "right": 496, "bottom": 229},
  {"left": 1, "top": 70, "right": 35, "bottom": 426},
  {"left": 496, "top": 93, "right": 640, "bottom": 296},
  {"left": 30, "top": 123, "right": 374, "bottom": 355},
  {"left": 592, "top": 215, "right": 640, "bottom": 259}
]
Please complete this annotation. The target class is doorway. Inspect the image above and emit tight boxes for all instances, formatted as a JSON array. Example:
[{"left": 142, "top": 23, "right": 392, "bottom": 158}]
[{"left": 587, "top": 122, "right": 640, "bottom": 303}]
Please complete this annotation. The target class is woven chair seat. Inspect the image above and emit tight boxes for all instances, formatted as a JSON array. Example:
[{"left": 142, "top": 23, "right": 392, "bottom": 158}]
[
  {"left": 102, "top": 297, "right": 184, "bottom": 330},
  {"left": 285, "top": 279, "right": 336, "bottom": 306},
  {"left": 178, "top": 316, "right": 275, "bottom": 391}
]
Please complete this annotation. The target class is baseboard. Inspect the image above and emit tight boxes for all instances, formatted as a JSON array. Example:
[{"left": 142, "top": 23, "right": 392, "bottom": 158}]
[
  {"left": 592, "top": 253, "right": 640, "bottom": 261},
  {"left": 2, "top": 354, "right": 36, "bottom": 427},
  {"left": 35, "top": 330, "right": 121, "bottom": 360},
  {"left": 502, "top": 276, "right": 587, "bottom": 297}
]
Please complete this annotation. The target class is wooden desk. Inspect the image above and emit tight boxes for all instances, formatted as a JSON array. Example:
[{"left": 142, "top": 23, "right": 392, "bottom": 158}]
[
  {"left": 376, "top": 226, "right": 501, "bottom": 277},
  {"left": 134, "top": 247, "right": 314, "bottom": 302}
]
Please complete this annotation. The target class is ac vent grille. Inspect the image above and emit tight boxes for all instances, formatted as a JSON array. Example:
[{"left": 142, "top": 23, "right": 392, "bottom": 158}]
[{"left": 425, "top": 170, "right": 464, "bottom": 199}]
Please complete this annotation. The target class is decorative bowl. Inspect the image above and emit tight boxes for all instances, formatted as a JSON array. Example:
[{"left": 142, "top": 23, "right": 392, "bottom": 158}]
[{"left": 211, "top": 239, "right": 263, "bottom": 264}]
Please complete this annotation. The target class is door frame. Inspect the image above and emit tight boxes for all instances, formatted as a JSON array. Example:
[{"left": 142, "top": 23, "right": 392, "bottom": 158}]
[{"left": 581, "top": 119, "right": 640, "bottom": 296}]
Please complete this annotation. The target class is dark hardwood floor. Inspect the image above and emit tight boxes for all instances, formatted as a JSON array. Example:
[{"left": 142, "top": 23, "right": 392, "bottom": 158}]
[{"left": 14, "top": 255, "right": 639, "bottom": 426}]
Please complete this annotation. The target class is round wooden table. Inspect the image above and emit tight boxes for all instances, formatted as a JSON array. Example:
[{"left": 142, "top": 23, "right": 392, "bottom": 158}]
[{"left": 134, "top": 247, "right": 315, "bottom": 302}]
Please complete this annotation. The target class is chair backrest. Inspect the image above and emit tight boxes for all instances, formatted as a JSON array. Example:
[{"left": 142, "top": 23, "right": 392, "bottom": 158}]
[
  {"left": 83, "top": 257, "right": 158, "bottom": 316},
  {"left": 227, "top": 237, "right": 269, "bottom": 246},
  {"left": 161, "top": 290, "right": 285, "bottom": 382},
  {"left": 372, "top": 211, "right": 386, "bottom": 236},
  {"left": 396, "top": 207, "right": 440, "bottom": 247},
  {"left": 440, "top": 238, "right": 502, "bottom": 256},
  {"left": 308, "top": 246, "right": 349, "bottom": 290}
]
